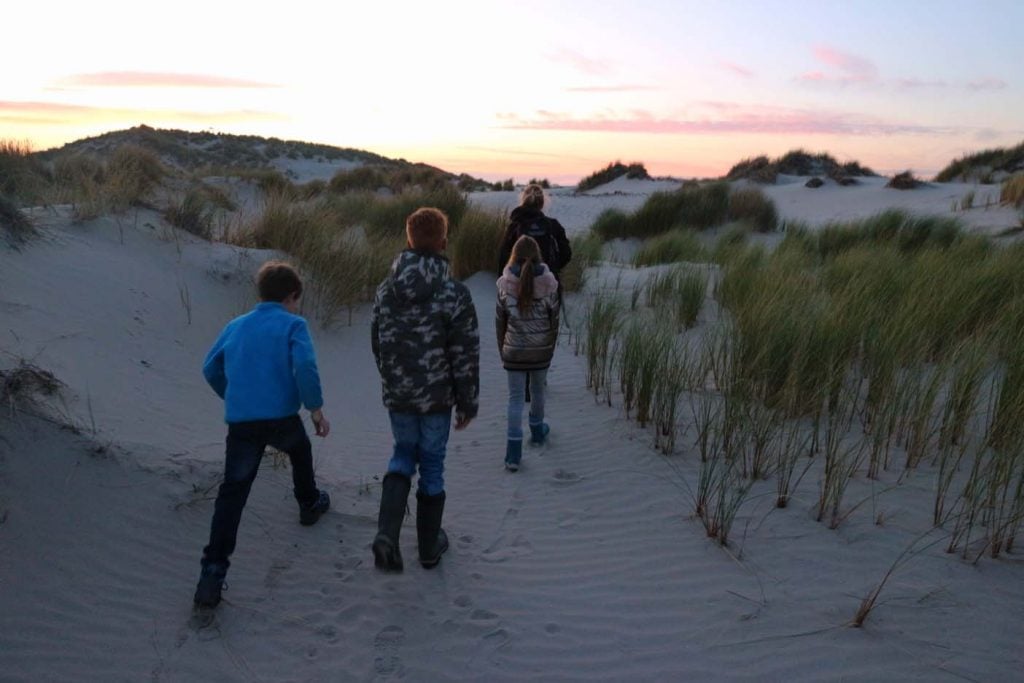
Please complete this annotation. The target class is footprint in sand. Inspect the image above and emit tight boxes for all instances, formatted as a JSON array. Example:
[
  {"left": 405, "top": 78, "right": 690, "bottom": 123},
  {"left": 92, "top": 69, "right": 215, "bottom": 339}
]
[
  {"left": 484, "top": 628, "right": 509, "bottom": 646},
  {"left": 470, "top": 609, "right": 499, "bottom": 623},
  {"left": 263, "top": 557, "right": 292, "bottom": 588},
  {"left": 480, "top": 534, "right": 533, "bottom": 563},
  {"left": 552, "top": 469, "right": 581, "bottom": 484},
  {"left": 317, "top": 624, "right": 340, "bottom": 644},
  {"left": 454, "top": 595, "right": 473, "bottom": 608},
  {"left": 373, "top": 625, "right": 405, "bottom": 677}
]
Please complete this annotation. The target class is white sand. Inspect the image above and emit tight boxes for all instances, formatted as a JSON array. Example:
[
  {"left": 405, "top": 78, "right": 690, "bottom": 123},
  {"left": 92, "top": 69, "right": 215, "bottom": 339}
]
[
  {"left": 470, "top": 176, "right": 1020, "bottom": 237},
  {"left": 269, "top": 157, "right": 363, "bottom": 183},
  {"left": 1, "top": 207, "right": 1022, "bottom": 681}
]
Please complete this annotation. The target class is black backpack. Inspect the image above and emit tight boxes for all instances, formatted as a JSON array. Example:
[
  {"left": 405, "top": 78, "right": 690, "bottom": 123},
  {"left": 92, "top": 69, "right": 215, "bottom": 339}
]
[{"left": 509, "top": 216, "right": 561, "bottom": 272}]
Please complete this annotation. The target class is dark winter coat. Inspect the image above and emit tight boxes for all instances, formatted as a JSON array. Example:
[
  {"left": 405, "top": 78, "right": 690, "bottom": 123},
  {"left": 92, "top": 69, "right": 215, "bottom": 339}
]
[
  {"left": 495, "top": 263, "right": 560, "bottom": 371},
  {"left": 371, "top": 249, "right": 480, "bottom": 418},
  {"left": 498, "top": 206, "right": 572, "bottom": 277}
]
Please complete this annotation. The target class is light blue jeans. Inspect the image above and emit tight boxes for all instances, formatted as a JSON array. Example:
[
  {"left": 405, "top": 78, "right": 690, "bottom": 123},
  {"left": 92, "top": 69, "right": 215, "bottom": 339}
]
[
  {"left": 387, "top": 411, "right": 451, "bottom": 496},
  {"left": 507, "top": 369, "right": 548, "bottom": 441}
]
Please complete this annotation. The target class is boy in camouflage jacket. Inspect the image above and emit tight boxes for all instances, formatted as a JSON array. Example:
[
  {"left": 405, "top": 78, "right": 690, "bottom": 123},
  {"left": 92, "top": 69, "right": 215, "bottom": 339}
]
[{"left": 370, "top": 207, "right": 480, "bottom": 571}]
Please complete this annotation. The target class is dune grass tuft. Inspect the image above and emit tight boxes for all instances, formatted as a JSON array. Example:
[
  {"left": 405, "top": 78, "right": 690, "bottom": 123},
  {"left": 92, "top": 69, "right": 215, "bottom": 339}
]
[
  {"left": 633, "top": 228, "right": 705, "bottom": 266},
  {"left": 163, "top": 187, "right": 224, "bottom": 240},
  {"left": 448, "top": 207, "right": 506, "bottom": 279},
  {"left": 592, "top": 183, "right": 774, "bottom": 242},
  {"left": 886, "top": 170, "right": 923, "bottom": 190},
  {"left": 0, "top": 194, "right": 34, "bottom": 241},
  {"left": 591, "top": 208, "right": 633, "bottom": 241},
  {"left": 1001, "top": 174, "right": 1024, "bottom": 208},
  {"left": 559, "top": 231, "right": 603, "bottom": 293},
  {"left": 577, "top": 161, "right": 650, "bottom": 192},
  {"left": 0, "top": 140, "right": 49, "bottom": 204},
  {"left": 727, "top": 186, "right": 778, "bottom": 232},
  {"left": 935, "top": 140, "right": 1024, "bottom": 182}
]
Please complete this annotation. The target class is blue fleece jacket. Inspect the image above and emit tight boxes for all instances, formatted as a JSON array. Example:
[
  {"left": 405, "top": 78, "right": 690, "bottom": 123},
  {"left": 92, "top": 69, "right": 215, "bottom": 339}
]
[{"left": 202, "top": 302, "right": 324, "bottom": 423}]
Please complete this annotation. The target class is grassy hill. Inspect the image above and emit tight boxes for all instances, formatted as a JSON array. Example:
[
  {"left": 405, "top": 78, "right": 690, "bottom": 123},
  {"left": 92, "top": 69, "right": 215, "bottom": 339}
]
[
  {"left": 34, "top": 125, "right": 392, "bottom": 172},
  {"left": 935, "top": 141, "right": 1024, "bottom": 183},
  {"left": 726, "top": 149, "right": 876, "bottom": 185}
]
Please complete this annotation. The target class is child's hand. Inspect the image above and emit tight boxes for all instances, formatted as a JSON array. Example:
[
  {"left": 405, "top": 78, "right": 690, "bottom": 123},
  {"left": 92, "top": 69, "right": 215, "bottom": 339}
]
[
  {"left": 454, "top": 411, "right": 472, "bottom": 430},
  {"left": 311, "top": 409, "right": 331, "bottom": 438}
]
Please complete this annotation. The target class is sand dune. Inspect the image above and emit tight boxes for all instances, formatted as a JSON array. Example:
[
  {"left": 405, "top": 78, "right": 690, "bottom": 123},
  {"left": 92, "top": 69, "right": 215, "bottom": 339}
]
[
  {"left": 1, "top": 208, "right": 1022, "bottom": 681},
  {"left": 469, "top": 176, "right": 1020, "bottom": 237}
]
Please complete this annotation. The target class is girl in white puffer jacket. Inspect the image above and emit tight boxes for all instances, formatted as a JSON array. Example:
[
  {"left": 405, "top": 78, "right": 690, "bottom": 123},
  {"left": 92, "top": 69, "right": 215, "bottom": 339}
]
[{"left": 495, "top": 235, "right": 560, "bottom": 471}]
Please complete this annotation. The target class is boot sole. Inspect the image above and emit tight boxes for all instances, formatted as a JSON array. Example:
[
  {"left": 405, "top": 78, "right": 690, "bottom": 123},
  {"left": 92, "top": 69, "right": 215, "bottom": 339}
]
[{"left": 372, "top": 535, "right": 404, "bottom": 572}]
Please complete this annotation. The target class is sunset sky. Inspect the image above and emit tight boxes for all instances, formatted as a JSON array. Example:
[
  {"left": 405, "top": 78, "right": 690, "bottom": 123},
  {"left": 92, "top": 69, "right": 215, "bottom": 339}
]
[{"left": 2, "top": 0, "right": 1021, "bottom": 183}]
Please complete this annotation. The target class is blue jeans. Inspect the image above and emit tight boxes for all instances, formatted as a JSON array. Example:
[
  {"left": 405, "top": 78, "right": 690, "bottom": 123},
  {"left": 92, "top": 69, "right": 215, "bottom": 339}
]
[
  {"left": 202, "top": 415, "right": 318, "bottom": 569},
  {"left": 507, "top": 370, "right": 547, "bottom": 440},
  {"left": 387, "top": 411, "right": 451, "bottom": 496}
]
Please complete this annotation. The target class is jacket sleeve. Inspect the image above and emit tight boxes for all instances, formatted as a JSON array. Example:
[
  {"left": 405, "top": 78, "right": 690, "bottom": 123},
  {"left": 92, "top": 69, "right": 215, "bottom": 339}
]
[
  {"left": 552, "top": 220, "right": 572, "bottom": 272},
  {"left": 447, "top": 287, "right": 480, "bottom": 419},
  {"left": 370, "top": 293, "right": 382, "bottom": 372},
  {"left": 290, "top": 319, "right": 324, "bottom": 411},
  {"left": 495, "top": 293, "right": 509, "bottom": 351},
  {"left": 202, "top": 330, "right": 228, "bottom": 399}
]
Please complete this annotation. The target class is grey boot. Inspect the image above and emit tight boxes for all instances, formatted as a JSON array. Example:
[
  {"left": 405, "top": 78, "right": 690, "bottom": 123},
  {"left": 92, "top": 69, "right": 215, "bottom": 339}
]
[
  {"left": 416, "top": 491, "right": 449, "bottom": 569},
  {"left": 372, "top": 473, "right": 410, "bottom": 572}
]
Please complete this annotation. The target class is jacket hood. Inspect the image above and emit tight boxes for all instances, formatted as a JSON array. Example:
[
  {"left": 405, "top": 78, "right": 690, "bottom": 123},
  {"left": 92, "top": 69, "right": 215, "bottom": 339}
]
[
  {"left": 510, "top": 205, "right": 545, "bottom": 222},
  {"left": 386, "top": 249, "right": 450, "bottom": 304},
  {"left": 498, "top": 263, "right": 558, "bottom": 298}
]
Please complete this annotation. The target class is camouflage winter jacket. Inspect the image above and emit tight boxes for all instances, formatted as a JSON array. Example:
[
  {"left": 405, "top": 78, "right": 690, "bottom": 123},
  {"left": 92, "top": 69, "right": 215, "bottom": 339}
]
[
  {"left": 495, "top": 263, "right": 560, "bottom": 371},
  {"left": 371, "top": 249, "right": 480, "bottom": 418}
]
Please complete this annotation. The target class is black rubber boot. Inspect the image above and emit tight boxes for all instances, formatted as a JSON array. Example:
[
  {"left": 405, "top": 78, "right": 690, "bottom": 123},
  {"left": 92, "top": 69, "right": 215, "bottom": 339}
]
[
  {"left": 372, "top": 473, "right": 410, "bottom": 572},
  {"left": 416, "top": 490, "right": 449, "bottom": 569}
]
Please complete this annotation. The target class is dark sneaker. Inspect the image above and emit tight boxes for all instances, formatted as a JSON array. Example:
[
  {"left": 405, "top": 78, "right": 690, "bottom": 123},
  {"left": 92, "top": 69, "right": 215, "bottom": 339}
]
[
  {"left": 193, "top": 564, "right": 227, "bottom": 608},
  {"left": 300, "top": 490, "right": 330, "bottom": 526}
]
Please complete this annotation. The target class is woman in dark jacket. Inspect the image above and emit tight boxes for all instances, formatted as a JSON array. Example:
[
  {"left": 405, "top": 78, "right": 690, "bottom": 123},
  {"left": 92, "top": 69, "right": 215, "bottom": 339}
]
[
  {"left": 496, "top": 235, "right": 560, "bottom": 471},
  {"left": 498, "top": 184, "right": 572, "bottom": 280}
]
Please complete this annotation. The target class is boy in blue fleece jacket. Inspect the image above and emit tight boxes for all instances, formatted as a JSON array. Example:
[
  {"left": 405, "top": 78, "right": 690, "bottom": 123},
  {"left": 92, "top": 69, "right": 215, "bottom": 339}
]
[{"left": 194, "top": 261, "right": 331, "bottom": 609}]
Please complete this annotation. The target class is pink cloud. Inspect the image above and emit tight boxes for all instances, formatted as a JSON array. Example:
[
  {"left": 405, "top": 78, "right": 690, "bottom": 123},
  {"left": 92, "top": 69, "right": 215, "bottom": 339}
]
[
  {"left": 565, "top": 84, "right": 659, "bottom": 93},
  {"left": 56, "top": 71, "right": 280, "bottom": 88},
  {"left": 797, "top": 45, "right": 878, "bottom": 86},
  {"left": 0, "top": 100, "right": 286, "bottom": 125},
  {"left": 0, "top": 101, "right": 94, "bottom": 114},
  {"left": 717, "top": 61, "right": 754, "bottom": 79},
  {"left": 546, "top": 49, "right": 612, "bottom": 76},
  {"left": 966, "top": 77, "right": 1007, "bottom": 91},
  {"left": 813, "top": 46, "right": 878, "bottom": 81},
  {"left": 895, "top": 77, "right": 949, "bottom": 90},
  {"left": 498, "top": 105, "right": 957, "bottom": 137}
]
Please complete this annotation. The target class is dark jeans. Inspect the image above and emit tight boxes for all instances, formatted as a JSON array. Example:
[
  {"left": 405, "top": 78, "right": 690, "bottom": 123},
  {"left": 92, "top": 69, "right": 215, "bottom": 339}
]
[
  {"left": 387, "top": 411, "right": 451, "bottom": 496},
  {"left": 202, "top": 415, "right": 318, "bottom": 569}
]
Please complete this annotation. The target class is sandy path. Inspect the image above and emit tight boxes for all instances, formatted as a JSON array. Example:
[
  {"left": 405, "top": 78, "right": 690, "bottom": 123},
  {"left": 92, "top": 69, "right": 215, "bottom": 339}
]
[{"left": 1, "top": 214, "right": 1022, "bottom": 681}]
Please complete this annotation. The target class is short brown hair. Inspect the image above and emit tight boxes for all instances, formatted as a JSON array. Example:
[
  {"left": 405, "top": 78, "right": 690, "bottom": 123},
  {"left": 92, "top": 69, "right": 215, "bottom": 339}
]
[
  {"left": 256, "top": 261, "right": 303, "bottom": 302},
  {"left": 406, "top": 207, "right": 448, "bottom": 252}
]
